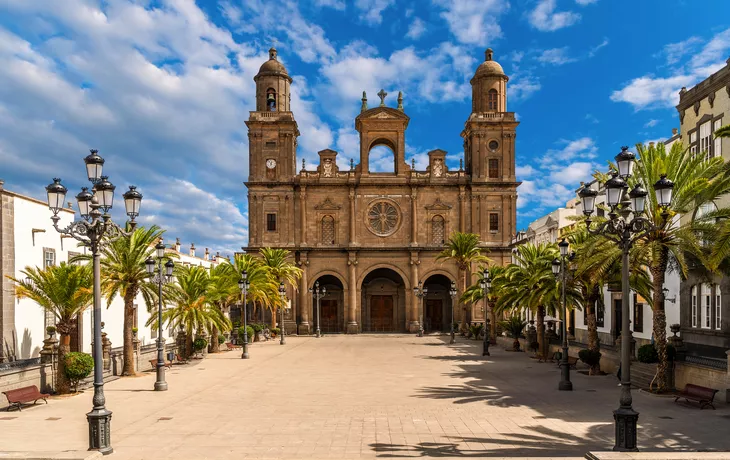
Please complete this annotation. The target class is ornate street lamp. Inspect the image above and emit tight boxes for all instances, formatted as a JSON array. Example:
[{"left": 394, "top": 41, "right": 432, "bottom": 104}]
[
  {"left": 553, "top": 238, "right": 574, "bottom": 392},
  {"left": 278, "top": 282, "right": 287, "bottom": 345},
  {"left": 413, "top": 281, "right": 428, "bottom": 337},
  {"left": 479, "top": 269, "right": 492, "bottom": 356},
  {"left": 578, "top": 146, "right": 674, "bottom": 452},
  {"left": 145, "top": 240, "right": 174, "bottom": 392},
  {"left": 238, "top": 271, "right": 250, "bottom": 359},
  {"left": 45, "top": 149, "right": 143, "bottom": 455},
  {"left": 308, "top": 281, "right": 326, "bottom": 338},
  {"left": 449, "top": 281, "right": 457, "bottom": 344}
]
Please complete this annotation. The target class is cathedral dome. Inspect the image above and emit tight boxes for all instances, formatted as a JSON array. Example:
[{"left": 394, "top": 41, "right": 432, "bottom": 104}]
[
  {"left": 474, "top": 48, "right": 506, "bottom": 79},
  {"left": 257, "top": 47, "right": 288, "bottom": 76}
]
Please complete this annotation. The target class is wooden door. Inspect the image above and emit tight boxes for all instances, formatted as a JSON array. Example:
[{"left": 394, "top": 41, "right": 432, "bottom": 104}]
[
  {"left": 370, "top": 295, "right": 393, "bottom": 332},
  {"left": 320, "top": 300, "right": 339, "bottom": 333},
  {"left": 613, "top": 299, "right": 622, "bottom": 342},
  {"left": 426, "top": 299, "right": 443, "bottom": 332}
]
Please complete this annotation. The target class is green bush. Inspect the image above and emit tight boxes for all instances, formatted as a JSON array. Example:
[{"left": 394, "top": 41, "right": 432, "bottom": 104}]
[
  {"left": 251, "top": 323, "right": 264, "bottom": 333},
  {"left": 217, "top": 335, "right": 225, "bottom": 344},
  {"left": 498, "top": 315, "right": 527, "bottom": 339},
  {"left": 578, "top": 349, "right": 602, "bottom": 367},
  {"left": 64, "top": 352, "right": 94, "bottom": 393},
  {"left": 271, "top": 327, "right": 281, "bottom": 336},
  {"left": 46, "top": 326, "right": 56, "bottom": 335},
  {"left": 237, "top": 326, "right": 254, "bottom": 343},
  {"left": 193, "top": 337, "right": 208, "bottom": 351},
  {"left": 637, "top": 344, "right": 658, "bottom": 363},
  {"left": 469, "top": 324, "right": 484, "bottom": 340}
]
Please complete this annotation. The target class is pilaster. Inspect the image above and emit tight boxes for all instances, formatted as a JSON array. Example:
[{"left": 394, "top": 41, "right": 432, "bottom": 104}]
[{"left": 0, "top": 191, "right": 15, "bottom": 363}]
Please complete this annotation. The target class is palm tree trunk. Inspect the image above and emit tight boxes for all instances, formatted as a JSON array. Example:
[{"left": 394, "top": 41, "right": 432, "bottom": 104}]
[
  {"left": 210, "top": 325, "right": 220, "bottom": 353},
  {"left": 185, "top": 332, "right": 193, "bottom": 358},
  {"left": 651, "top": 252, "right": 670, "bottom": 392},
  {"left": 587, "top": 284, "right": 601, "bottom": 375},
  {"left": 122, "top": 290, "right": 136, "bottom": 376},
  {"left": 56, "top": 333, "right": 71, "bottom": 394},
  {"left": 459, "top": 268, "right": 467, "bottom": 332},
  {"left": 537, "top": 305, "right": 546, "bottom": 358},
  {"left": 271, "top": 307, "right": 277, "bottom": 330}
]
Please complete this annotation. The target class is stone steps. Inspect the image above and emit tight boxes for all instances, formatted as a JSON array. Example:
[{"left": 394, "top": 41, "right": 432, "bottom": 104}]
[{"left": 629, "top": 361, "right": 659, "bottom": 389}]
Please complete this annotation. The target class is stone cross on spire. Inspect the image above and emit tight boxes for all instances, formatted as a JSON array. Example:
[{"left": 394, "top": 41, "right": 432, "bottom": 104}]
[{"left": 377, "top": 89, "right": 388, "bottom": 107}]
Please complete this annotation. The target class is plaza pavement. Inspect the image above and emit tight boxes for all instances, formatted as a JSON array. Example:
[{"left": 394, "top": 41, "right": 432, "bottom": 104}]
[{"left": 1, "top": 335, "right": 729, "bottom": 459}]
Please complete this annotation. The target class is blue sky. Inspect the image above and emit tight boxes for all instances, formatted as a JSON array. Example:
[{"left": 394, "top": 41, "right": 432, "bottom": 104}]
[{"left": 1, "top": 0, "right": 729, "bottom": 256}]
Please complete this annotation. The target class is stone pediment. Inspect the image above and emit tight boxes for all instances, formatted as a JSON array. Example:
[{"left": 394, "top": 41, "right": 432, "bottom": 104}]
[
  {"left": 356, "top": 107, "right": 410, "bottom": 130},
  {"left": 424, "top": 198, "right": 453, "bottom": 211},
  {"left": 314, "top": 197, "right": 342, "bottom": 211}
]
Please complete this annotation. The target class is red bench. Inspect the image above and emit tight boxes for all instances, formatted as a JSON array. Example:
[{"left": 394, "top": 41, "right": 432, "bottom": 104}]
[
  {"left": 2, "top": 385, "right": 50, "bottom": 411},
  {"left": 674, "top": 383, "right": 719, "bottom": 410},
  {"left": 226, "top": 342, "right": 242, "bottom": 350},
  {"left": 149, "top": 359, "right": 172, "bottom": 370}
]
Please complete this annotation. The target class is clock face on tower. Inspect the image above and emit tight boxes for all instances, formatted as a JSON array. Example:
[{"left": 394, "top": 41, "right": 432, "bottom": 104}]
[{"left": 266, "top": 159, "right": 277, "bottom": 169}]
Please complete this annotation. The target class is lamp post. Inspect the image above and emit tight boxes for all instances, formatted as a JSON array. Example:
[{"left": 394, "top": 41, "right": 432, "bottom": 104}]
[
  {"left": 449, "top": 281, "right": 457, "bottom": 344},
  {"left": 45, "top": 149, "right": 143, "bottom": 455},
  {"left": 551, "top": 238, "right": 573, "bottom": 391},
  {"left": 145, "top": 242, "right": 174, "bottom": 391},
  {"left": 309, "top": 281, "right": 326, "bottom": 338},
  {"left": 578, "top": 146, "right": 674, "bottom": 452},
  {"left": 413, "top": 281, "right": 427, "bottom": 337},
  {"left": 279, "top": 282, "right": 287, "bottom": 345},
  {"left": 480, "top": 269, "right": 491, "bottom": 356},
  {"left": 238, "top": 271, "right": 250, "bottom": 358}
]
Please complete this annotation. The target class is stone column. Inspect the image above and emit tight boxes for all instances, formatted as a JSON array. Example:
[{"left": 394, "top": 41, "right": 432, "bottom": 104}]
[
  {"left": 101, "top": 332, "right": 111, "bottom": 371},
  {"left": 0, "top": 190, "right": 16, "bottom": 363},
  {"left": 458, "top": 187, "right": 466, "bottom": 232},
  {"left": 300, "top": 186, "right": 307, "bottom": 246},
  {"left": 410, "top": 187, "right": 418, "bottom": 246},
  {"left": 347, "top": 252, "right": 358, "bottom": 333},
  {"left": 409, "top": 255, "right": 419, "bottom": 332},
  {"left": 299, "top": 257, "right": 310, "bottom": 335},
  {"left": 39, "top": 333, "right": 58, "bottom": 364},
  {"left": 349, "top": 188, "right": 356, "bottom": 244}
]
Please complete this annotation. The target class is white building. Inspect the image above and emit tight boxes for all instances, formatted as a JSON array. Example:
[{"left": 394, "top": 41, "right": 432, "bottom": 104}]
[
  {"left": 524, "top": 201, "right": 577, "bottom": 246},
  {"left": 0, "top": 180, "right": 225, "bottom": 362}
]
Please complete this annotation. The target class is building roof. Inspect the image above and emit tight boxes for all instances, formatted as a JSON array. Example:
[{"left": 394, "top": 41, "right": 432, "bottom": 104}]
[
  {"left": 473, "top": 48, "right": 506, "bottom": 79},
  {"left": 256, "top": 47, "right": 289, "bottom": 77}
]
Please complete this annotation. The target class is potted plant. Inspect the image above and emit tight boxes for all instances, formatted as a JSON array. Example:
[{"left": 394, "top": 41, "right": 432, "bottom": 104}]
[
  {"left": 193, "top": 337, "right": 208, "bottom": 356},
  {"left": 468, "top": 324, "right": 484, "bottom": 340},
  {"left": 132, "top": 327, "right": 138, "bottom": 339},
  {"left": 578, "top": 349, "right": 602, "bottom": 375},
  {"left": 498, "top": 316, "right": 527, "bottom": 351},
  {"left": 46, "top": 326, "right": 56, "bottom": 338}
]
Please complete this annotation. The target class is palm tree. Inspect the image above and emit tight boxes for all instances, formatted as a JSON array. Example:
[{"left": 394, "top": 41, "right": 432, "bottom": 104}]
[
  {"left": 75, "top": 225, "right": 165, "bottom": 376},
  {"left": 714, "top": 124, "right": 730, "bottom": 139},
  {"left": 207, "top": 263, "right": 238, "bottom": 352},
  {"left": 152, "top": 265, "right": 232, "bottom": 357},
  {"left": 436, "top": 232, "right": 489, "bottom": 331},
  {"left": 626, "top": 141, "right": 730, "bottom": 391},
  {"left": 461, "top": 265, "right": 503, "bottom": 341},
  {"left": 9, "top": 263, "right": 93, "bottom": 394},
  {"left": 258, "top": 248, "right": 302, "bottom": 330},
  {"left": 232, "top": 254, "right": 279, "bottom": 324}
]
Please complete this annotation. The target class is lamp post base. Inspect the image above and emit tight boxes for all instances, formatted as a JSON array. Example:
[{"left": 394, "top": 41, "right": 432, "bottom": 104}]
[
  {"left": 613, "top": 406, "right": 639, "bottom": 452},
  {"left": 315, "top": 329, "right": 321, "bottom": 338},
  {"left": 87, "top": 408, "right": 113, "bottom": 455},
  {"left": 450, "top": 330, "right": 455, "bottom": 344},
  {"left": 154, "top": 380, "right": 168, "bottom": 391},
  {"left": 558, "top": 378, "right": 573, "bottom": 391}
]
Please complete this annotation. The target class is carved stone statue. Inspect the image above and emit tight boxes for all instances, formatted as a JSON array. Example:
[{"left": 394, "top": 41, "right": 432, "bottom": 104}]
[
  {"left": 323, "top": 159, "right": 333, "bottom": 177},
  {"left": 432, "top": 158, "right": 444, "bottom": 177}
]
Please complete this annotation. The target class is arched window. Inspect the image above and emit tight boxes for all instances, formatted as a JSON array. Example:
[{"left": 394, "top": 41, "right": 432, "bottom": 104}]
[
  {"left": 702, "top": 283, "right": 712, "bottom": 329},
  {"left": 715, "top": 284, "right": 722, "bottom": 330},
  {"left": 321, "top": 215, "right": 335, "bottom": 245},
  {"left": 488, "top": 89, "right": 498, "bottom": 111},
  {"left": 266, "top": 88, "right": 277, "bottom": 111},
  {"left": 691, "top": 285, "right": 698, "bottom": 327},
  {"left": 432, "top": 215, "right": 445, "bottom": 244}
]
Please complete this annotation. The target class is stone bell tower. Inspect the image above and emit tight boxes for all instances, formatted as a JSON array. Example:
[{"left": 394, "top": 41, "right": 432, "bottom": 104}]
[{"left": 245, "top": 48, "right": 299, "bottom": 248}]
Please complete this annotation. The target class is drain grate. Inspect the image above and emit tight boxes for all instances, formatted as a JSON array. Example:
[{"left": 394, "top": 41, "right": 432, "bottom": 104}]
[
  {"left": 46, "top": 417, "right": 62, "bottom": 421},
  {"left": 0, "top": 417, "right": 17, "bottom": 420},
  {"left": 658, "top": 416, "right": 673, "bottom": 420},
  {"left": 158, "top": 417, "right": 173, "bottom": 421}
]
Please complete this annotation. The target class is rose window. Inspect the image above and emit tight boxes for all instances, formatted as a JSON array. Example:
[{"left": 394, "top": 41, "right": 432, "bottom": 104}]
[{"left": 368, "top": 201, "right": 400, "bottom": 236}]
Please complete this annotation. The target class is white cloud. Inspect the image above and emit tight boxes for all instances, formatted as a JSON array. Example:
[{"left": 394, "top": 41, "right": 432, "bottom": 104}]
[
  {"left": 406, "top": 17, "right": 427, "bottom": 40},
  {"left": 611, "top": 28, "right": 730, "bottom": 110},
  {"left": 588, "top": 37, "right": 609, "bottom": 57},
  {"left": 659, "top": 36, "right": 702, "bottom": 66},
  {"left": 537, "top": 47, "right": 575, "bottom": 65},
  {"left": 516, "top": 164, "right": 536, "bottom": 178},
  {"left": 508, "top": 75, "right": 541, "bottom": 101},
  {"left": 433, "top": 0, "right": 510, "bottom": 46},
  {"left": 575, "top": 0, "right": 597, "bottom": 4},
  {"left": 548, "top": 161, "right": 595, "bottom": 185},
  {"left": 585, "top": 113, "right": 599, "bottom": 124},
  {"left": 314, "top": 0, "right": 346, "bottom": 10},
  {"left": 528, "top": 0, "right": 581, "bottom": 32},
  {"left": 644, "top": 119, "right": 659, "bottom": 128},
  {"left": 355, "top": 0, "right": 396, "bottom": 25}
]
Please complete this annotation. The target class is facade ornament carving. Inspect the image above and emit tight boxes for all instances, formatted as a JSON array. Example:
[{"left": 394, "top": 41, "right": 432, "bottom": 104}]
[
  {"left": 709, "top": 91, "right": 716, "bottom": 108},
  {"left": 377, "top": 88, "right": 388, "bottom": 106},
  {"left": 425, "top": 198, "right": 453, "bottom": 211},
  {"left": 432, "top": 158, "right": 444, "bottom": 177},
  {"left": 361, "top": 91, "right": 368, "bottom": 113},
  {"left": 322, "top": 158, "right": 334, "bottom": 177},
  {"left": 679, "top": 110, "right": 685, "bottom": 123},
  {"left": 314, "top": 197, "right": 342, "bottom": 210},
  {"left": 397, "top": 91, "right": 404, "bottom": 111},
  {"left": 694, "top": 101, "right": 700, "bottom": 115}
]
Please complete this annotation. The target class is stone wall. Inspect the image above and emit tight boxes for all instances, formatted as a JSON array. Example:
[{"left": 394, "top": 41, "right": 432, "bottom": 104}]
[{"left": 675, "top": 357, "right": 730, "bottom": 404}]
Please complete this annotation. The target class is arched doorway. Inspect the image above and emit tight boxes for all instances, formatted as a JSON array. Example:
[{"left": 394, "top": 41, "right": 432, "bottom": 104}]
[
  {"left": 311, "top": 275, "right": 345, "bottom": 334},
  {"left": 361, "top": 268, "right": 407, "bottom": 332},
  {"left": 368, "top": 144, "right": 396, "bottom": 173},
  {"left": 422, "top": 274, "right": 455, "bottom": 333}
]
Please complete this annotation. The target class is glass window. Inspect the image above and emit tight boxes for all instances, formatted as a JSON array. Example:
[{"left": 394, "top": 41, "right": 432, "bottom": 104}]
[
  {"left": 488, "top": 159, "right": 499, "bottom": 178},
  {"left": 714, "top": 119, "right": 723, "bottom": 158},
  {"left": 432, "top": 215, "right": 445, "bottom": 244},
  {"left": 266, "top": 213, "right": 277, "bottom": 232},
  {"left": 700, "top": 121, "right": 712, "bottom": 160},
  {"left": 715, "top": 285, "right": 722, "bottom": 330},
  {"left": 43, "top": 249, "right": 55, "bottom": 269},
  {"left": 702, "top": 283, "right": 711, "bottom": 328},
  {"left": 691, "top": 285, "right": 698, "bottom": 327},
  {"left": 596, "top": 301, "right": 605, "bottom": 328},
  {"left": 321, "top": 215, "right": 335, "bottom": 245},
  {"left": 633, "top": 294, "right": 643, "bottom": 333},
  {"left": 489, "top": 213, "right": 499, "bottom": 232},
  {"left": 690, "top": 131, "right": 698, "bottom": 156},
  {"left": 488, "top": 89, "right": 498, "bottom": 111}
]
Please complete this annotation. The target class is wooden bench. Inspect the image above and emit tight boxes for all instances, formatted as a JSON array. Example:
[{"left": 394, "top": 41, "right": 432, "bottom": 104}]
[
  {"left": 226, "top": 342, "right": 242, "bottom": 350},
  {"left": 674, "top": 383, "right": 719, "bottom": 410},
  {"left": 556, "top": 356, "right": 579, "bottom": 369},
  {"left": 175, "top": 353, "right": 188, "bottom": 364},
  {"left": 2, "top": 385, "right": 50, "bottom": 411},
  {"left": 149, "top": 359, "right": 172, "bottom": 370}
]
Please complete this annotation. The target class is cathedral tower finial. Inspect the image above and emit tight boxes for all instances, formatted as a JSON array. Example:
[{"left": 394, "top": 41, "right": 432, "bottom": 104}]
[
  {"left": 361, "top": 91, "right": 368, "bottom": 113},
  {"left": 269, "top": 47, "right": 278, "bottom": 60},
  {"left": 377, "top": 89, "right": 388, "bottom": 107},
  {"left": 397, "top": 91, "right": 404, "bottom": 111},
  {"left": 485, "top": 48, "right": 493, "bottom": 61}
]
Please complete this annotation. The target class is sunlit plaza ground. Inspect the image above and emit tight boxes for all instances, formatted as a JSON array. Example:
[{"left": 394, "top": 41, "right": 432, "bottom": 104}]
[{"left": 2, "top": 336, "right": 730, "bottom": 459}]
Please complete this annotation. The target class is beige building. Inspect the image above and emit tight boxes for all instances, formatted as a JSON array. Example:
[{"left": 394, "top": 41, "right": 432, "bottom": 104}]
[
  {"left": 243, "top": 48, "right": 519, "bottom": 334},
  {"left": 524, "top": 202, "right": 577, "bottom": 246},
  {"left": 676, "top": 59, "right": 730, "bottom": 358}
]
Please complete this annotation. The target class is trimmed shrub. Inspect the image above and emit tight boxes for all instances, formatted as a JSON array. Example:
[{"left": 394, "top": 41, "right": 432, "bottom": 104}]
[
  {"left": 46, "top": 326, "right": 56, "bottom": 335},
  {"left": 193, "top": 337, "right": 208, "bottom": 352},
  {"left": 271, "top": 327, "right": 281, "bottom": 336},
  {"left": 218, "top": 335, "right": 225, "bottom": 344},
  {"left": 64, "top": 352, "right": 94, "bottom": 393},
  {"left": 637, "top": 344, "right": 658, "bottom": 363},
  {"left": 251, "top": 323, "right": 264, "bottom": 333},
  {"left": 469, "top": 324, "right": 484, "bottom": 340},
  {"left": 578, "top": 349, "right": 602, "bottom": 367}
]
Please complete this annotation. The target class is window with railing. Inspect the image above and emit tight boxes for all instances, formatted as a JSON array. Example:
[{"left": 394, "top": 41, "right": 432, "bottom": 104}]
[
  {"left": 488, "top": 159, "right": 499, "bottom": 178},
  {"left": 489, "top": 213, "right": 499, "bottom": 232},
  {"left": 432, "top": 215, "right": 445, "bottom": 244},
  {"left": 691, "top": 285, "right": 698, "bottom": 327},
  {"left": 690, "top": 131, "right": 698, "bottom": 156},
  {"left": 321, "top": 215, "right": 335, "bottom": 245},
  {"left": 714, "top": 119, "right": 723, "bottom": 158},
  {"left": 488, "top": 89, "right": 498, "bottom": 111},
  {"left": 702, "top": 283, "right": 712, "bottom": 329},
  {"left": 715, "top": 285, "right": 722, "bottom": 330},
  {"left": 700, "top": 121, "right": 712, "bottom": 160}
]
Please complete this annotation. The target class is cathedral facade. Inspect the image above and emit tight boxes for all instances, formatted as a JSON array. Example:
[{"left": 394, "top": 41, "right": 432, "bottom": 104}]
[{"left": 244, "top": 48, "right": 519, "bottom": 334}]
